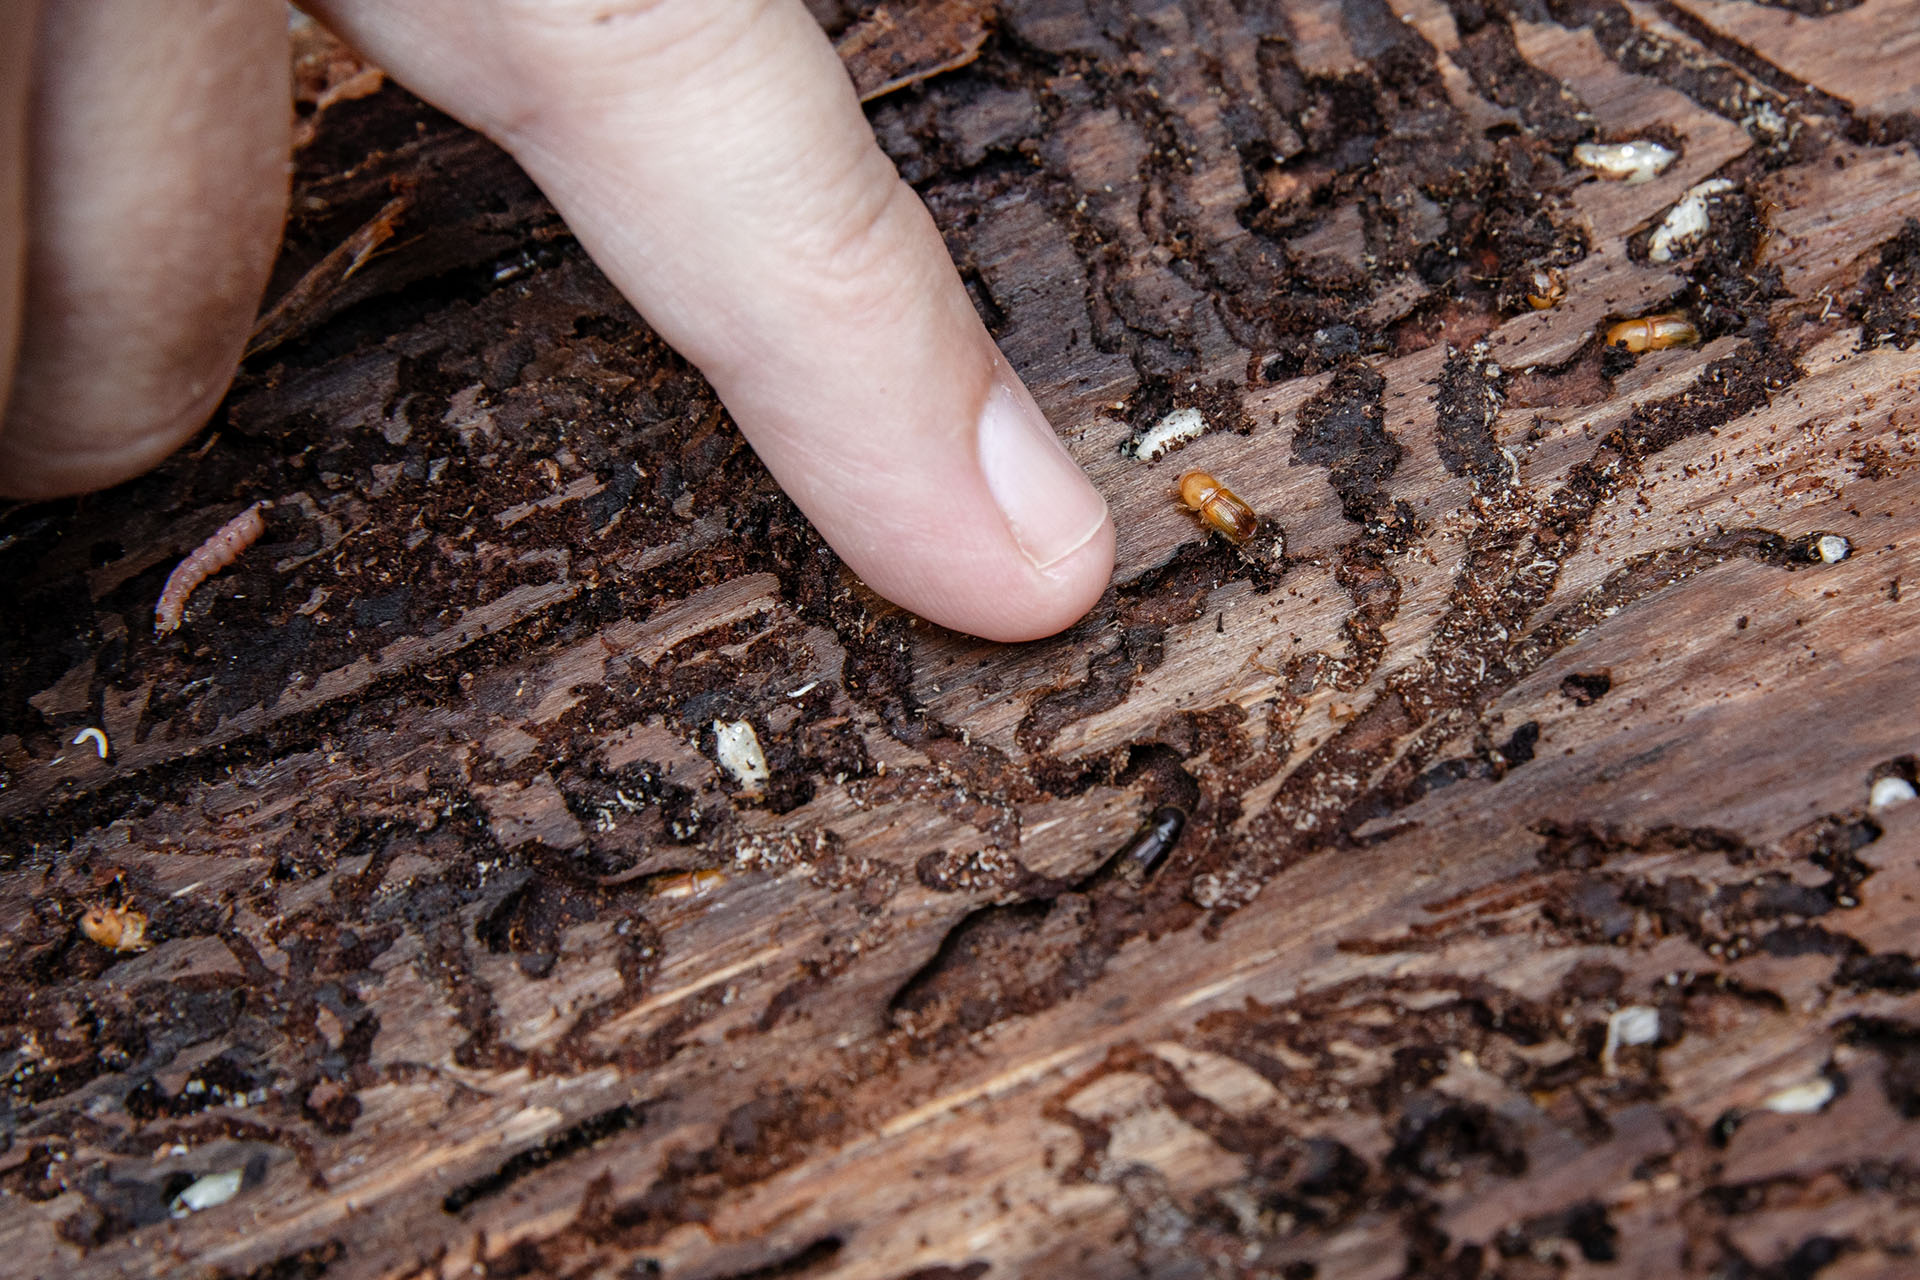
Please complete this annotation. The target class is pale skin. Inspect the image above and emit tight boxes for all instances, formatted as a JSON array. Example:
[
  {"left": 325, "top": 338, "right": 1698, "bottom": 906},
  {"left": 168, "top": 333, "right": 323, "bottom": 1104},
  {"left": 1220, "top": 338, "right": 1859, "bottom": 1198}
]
[{"left": 0, "top": 0, "right": 1116, "bottom": 643}]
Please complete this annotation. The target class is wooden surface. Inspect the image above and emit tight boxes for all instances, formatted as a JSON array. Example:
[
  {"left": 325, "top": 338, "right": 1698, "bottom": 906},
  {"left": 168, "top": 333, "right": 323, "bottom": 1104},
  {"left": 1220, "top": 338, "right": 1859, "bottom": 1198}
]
[{"left": 4, "top": 1, "right": 1920, "bottom": 1276}]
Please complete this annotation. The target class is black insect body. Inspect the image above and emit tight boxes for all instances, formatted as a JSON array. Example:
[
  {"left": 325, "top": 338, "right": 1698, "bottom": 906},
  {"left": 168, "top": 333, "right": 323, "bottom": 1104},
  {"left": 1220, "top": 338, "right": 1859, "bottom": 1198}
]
[{"left": 1116, "top": 806, "right": 1187, "bottom": 879}]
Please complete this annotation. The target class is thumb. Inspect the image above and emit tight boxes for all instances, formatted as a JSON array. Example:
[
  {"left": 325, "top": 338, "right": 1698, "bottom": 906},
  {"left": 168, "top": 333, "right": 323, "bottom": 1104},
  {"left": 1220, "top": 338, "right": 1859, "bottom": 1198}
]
[{"left": 310, "top": 0, "right": 1114, "bottom": 642}]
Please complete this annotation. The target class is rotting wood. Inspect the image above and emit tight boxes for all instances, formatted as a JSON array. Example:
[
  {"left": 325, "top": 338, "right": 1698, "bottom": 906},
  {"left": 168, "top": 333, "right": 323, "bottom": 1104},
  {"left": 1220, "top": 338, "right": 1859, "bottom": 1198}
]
[
  {"left": 837, "top": 0, "right": 998, "bottom": 102},
  {"left": 4, "top": 2, "right": 1920, "bottom": 1277}
]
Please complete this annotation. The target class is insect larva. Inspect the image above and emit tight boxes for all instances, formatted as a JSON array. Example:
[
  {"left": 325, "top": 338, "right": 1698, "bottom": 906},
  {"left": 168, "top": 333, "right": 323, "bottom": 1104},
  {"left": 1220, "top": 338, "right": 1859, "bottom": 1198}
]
[
  {"left": 1525, "top": 268, "right": 1567, "bottom": 310},
  {"left": 1117, "top": 806, "right": 1187, "bottom": 879},
  {"left": 1647, "top": 178, "right": 1734, "bottom": 264},
  {"left": 1176, "top": 470, "right": 1258, "bottom": 544},
  {"left": 1571, "top": 140, "right": 1676, "bottom": 184},
  {"left": 81, "top": 904, "right": 152, "bottom": 953},
  {"left": 652, "top": 868, "right": 727, "bottom": 901},
  {"left": 1604, "top": 313, "right": 1698, "bottom": 353},
  {"left": 155, "top": 501, "right": 268, "bottom": 634}
]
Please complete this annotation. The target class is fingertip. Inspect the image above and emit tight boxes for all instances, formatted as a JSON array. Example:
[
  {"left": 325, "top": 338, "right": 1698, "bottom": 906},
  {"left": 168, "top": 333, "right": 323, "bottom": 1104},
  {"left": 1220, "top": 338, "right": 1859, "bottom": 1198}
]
[
  {"left": 308, "top": 0, "right": 1119, "bottom": 643},
  {"left": 791, "top": 374, "right": 1115, "bottom": 645},
  {"left": 977, "top": 379, "right": 1113, "bottom": 577},
  {"left": 952, "top": 383, "right": 1116, "bottom": 641},
  {"left": 973, "top": 508, "right": 1117, "bottom": 643},
  {"left": 0, "top": 381, "right": 222, "bottom": 499},
  {"left": 0, "top": 0, "right": 287, "bottom": 500},
  {"left": 0, "top": 5, "right": 34, "bottom": 423}
]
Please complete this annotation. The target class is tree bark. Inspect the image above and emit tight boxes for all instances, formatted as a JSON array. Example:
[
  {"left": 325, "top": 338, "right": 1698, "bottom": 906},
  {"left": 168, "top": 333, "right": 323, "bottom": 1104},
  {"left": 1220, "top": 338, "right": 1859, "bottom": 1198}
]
[{"left": 4, "top": 1, "right": 1920, "bottom": 1277}]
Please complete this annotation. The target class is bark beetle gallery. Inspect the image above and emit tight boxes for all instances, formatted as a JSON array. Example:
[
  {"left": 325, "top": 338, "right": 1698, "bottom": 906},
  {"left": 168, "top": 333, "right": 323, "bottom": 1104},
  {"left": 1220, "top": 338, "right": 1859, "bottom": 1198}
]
[{"left": 3, "top": 1, "right": 1920, "bottom": 1277}]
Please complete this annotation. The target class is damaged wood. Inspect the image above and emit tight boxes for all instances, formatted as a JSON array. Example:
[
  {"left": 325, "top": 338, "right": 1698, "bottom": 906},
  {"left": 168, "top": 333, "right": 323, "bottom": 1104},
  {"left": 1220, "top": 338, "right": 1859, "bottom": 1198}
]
[
  {"left": 836, "top": 0, "right": 997, "bottom": 102},
  {"left": 3, "top": 2, "right": 1920, "bottom": 1277}
]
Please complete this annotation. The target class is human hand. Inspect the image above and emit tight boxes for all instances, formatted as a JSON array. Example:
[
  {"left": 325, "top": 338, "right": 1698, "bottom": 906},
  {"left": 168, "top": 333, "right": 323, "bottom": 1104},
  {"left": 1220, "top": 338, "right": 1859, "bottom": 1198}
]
[{"left": 0, "top": 0, "right": 1114, "bottom": 642}]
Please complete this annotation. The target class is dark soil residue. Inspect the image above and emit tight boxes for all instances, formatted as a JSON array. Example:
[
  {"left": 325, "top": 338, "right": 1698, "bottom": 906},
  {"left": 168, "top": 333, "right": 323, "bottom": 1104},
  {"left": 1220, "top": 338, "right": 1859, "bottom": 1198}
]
[
  {"left": 1433, "top": 343, "right": 1511, "bottom": 485},
  {"left": 1291, "top": 365, "right": 1404, "bottom": 526},
  {"left": 1451, "top": 19, "right": 1594, "bottom": 145},
  {"left": 1856, "top": 218, "right": 1920, "bottom": 349}
]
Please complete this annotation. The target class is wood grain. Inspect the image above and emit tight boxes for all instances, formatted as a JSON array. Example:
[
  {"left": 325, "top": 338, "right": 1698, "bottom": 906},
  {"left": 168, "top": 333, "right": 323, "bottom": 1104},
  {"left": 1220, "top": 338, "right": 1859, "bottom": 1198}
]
[{"left": 3, "top": 2, "right": 1919, "bottom": 1277}]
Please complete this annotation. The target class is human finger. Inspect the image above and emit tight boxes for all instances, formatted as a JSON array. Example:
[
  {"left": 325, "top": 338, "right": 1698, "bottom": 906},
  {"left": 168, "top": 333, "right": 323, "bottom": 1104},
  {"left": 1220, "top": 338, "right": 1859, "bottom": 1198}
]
[
  {"left": 307, "top": 0, "right": 1114, "bottom": 642},
  {"left": 0, "top": 0, "right": 289, "bottom": 499}
]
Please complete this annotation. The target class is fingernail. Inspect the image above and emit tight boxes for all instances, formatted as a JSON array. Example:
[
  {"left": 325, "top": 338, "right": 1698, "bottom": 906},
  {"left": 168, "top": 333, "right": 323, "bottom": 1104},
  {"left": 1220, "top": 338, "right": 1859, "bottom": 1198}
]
[{"left": 977, "top": 383, "right": 1110, "bottom": 572}]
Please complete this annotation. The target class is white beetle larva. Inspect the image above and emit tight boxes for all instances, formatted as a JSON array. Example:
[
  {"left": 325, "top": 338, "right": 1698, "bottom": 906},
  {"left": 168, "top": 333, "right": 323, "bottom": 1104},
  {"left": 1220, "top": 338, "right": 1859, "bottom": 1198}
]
[{"left": 1571, "top": 140, "right": 1677, "bottom": 184}]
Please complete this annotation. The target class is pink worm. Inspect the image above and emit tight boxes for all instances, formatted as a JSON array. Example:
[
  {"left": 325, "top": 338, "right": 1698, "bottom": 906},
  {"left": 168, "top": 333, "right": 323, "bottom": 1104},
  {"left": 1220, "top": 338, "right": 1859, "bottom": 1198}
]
[{"left": 154, "top": 502, "right": 268, "bottom": 634}]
